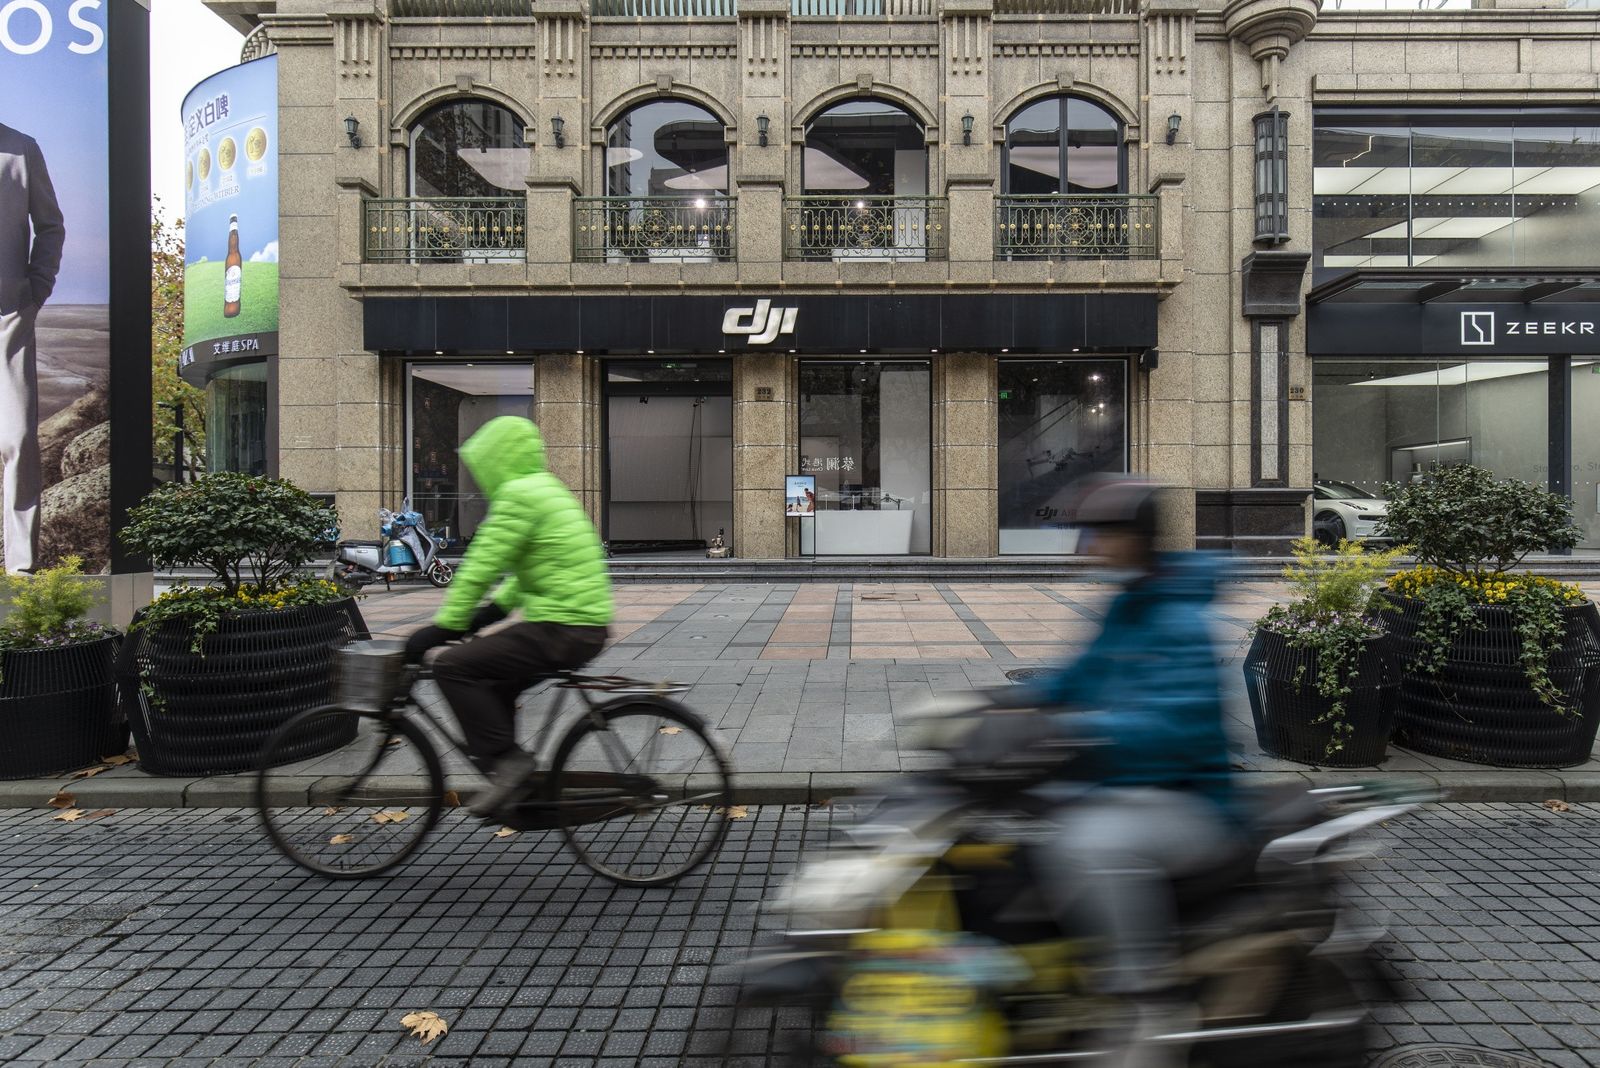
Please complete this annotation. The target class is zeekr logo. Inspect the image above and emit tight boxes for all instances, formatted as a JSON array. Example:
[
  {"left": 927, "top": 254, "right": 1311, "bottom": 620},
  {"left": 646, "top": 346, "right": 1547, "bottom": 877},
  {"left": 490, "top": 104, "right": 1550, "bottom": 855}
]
[{"left": 1460, "top": 311, "right": 1495, "bottom": 346}]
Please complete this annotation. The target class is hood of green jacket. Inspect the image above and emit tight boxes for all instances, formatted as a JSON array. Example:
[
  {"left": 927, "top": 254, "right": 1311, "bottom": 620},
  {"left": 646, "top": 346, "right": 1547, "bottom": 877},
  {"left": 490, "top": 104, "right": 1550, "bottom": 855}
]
[{"left": 459, "top": 416, "right": 547, "bottom": 496}]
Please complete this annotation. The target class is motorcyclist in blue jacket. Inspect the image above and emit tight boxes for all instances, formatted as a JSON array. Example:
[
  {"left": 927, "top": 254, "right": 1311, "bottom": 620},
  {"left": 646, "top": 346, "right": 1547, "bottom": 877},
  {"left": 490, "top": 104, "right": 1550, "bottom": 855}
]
[{"left": 1024, "top": 476, "right": 1240, "bottom": 1064}]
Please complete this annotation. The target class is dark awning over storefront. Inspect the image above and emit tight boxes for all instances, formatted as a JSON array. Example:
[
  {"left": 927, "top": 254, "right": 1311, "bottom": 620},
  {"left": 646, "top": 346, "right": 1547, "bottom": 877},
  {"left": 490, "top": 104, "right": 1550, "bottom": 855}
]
[
  {"left": 363, "top": 293, "right": 1159, "bottom": 356},
  {"left": 1308, "top": 269, "right": 1600, "bottom": 357}
]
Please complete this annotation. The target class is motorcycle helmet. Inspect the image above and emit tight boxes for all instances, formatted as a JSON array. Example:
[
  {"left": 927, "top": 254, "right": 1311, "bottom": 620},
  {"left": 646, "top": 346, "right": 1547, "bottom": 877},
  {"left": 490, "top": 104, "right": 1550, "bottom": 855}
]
[{"left": 1066, "top": 474, "right": 1164, "bottom": 540}]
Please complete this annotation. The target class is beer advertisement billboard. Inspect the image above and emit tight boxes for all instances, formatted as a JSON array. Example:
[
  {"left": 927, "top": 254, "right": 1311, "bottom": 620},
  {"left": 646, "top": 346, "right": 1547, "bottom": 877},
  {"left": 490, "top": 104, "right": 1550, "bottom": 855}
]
[
  {"left": 180, "top": 54, "right": 278, "bottom": 387},
  {"left": 0, "top": 0, "right": 114, "bottom": 573}
]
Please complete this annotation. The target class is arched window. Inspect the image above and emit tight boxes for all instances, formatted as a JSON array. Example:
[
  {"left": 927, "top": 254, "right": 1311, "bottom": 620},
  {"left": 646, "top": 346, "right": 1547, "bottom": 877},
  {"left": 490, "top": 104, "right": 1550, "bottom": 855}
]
[
  {"left": 802, "top": 99, "right": 927, "bottom": 197},
  {"left": 794, "top": 100, "right": 939, "bottom": 260},
  {"left": 408, "top": 99, "right": 526, "bottom": 198},
  {"left": 605, "top": 100, "right": 728, "bottom": 196},
  {"left": 1003, "top": 96, "right": 1123, "bottom": 195}
]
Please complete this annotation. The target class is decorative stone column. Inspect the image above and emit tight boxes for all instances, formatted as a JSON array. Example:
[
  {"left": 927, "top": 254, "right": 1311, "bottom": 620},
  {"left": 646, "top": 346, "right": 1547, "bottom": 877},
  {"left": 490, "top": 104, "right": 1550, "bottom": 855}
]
[
  {"left": 1221, "top": 0, "right": 1318, "bottom": 101},
  {"left": 737, "top": 0, "right": 789, "bottom": 282},
  {"left": 942, "top": 0, "right": 993, "bottom": 273},
  {"left": 934, "top": 354, "right": 997, "bottom": 558},
  {"left": 531, "top": 0, "right": 586, "bottom": 277},
  {"left": 534, "top": 355, "right": 604, "bottom": 525},
  {"left": 732, "top": 355, "right": 794, "bottom": 559}
]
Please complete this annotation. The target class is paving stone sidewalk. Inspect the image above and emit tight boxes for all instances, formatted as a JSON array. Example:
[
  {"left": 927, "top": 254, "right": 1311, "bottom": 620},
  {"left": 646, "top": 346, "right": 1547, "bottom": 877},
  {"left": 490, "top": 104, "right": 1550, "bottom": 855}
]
[
  {"left": 4, "top": 802, "right": 1600, "bottom": 1066},
  {"left": 8, "top": 580, "right": 1600, "bottom": 809}
]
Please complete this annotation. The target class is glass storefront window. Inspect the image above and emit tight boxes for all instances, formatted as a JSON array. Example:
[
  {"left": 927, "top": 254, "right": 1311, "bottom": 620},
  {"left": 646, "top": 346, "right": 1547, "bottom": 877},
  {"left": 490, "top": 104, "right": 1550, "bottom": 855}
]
[
  {"left": 206, "top": 361, "right": 268, "bottom": 476},
  {"left": 1311, "top": 358, "right": 1548, "bottom": 543},
  {"left": 1572, "top": 361, "right": 1600, "bottom": 552},
  {"left": 409, "top": 99, "right": 527, "bottom": 198},
  {"left": 1312, "top": 112, "right": 1600, "bottom": 283},
  {"left": 606, "top": 100, "right": 727, "bottom": 196},
  {"left": 408, "top": 363, "right": 535, "bottom": 545},
  {"left": 803, "top": 100, "right": 927, "bottom": 197},
  {"left": 998, "top": 360, "right": 1127, "bottom": 554},
  {"left": 604, "top": 360, "right": 733, "bottom": 552},
  {"left": 1002, "top": 96, "right": 1124, "bottom": 196},
  {"left": 798, "top": 361, "right": 931, "bottom": 555}
]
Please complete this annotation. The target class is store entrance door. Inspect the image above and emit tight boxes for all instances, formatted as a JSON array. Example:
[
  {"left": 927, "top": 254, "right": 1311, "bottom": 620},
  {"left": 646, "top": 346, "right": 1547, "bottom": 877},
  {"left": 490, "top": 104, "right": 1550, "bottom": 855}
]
[{"left": 603, "top": 360, "right": 733, "bottom": 555}]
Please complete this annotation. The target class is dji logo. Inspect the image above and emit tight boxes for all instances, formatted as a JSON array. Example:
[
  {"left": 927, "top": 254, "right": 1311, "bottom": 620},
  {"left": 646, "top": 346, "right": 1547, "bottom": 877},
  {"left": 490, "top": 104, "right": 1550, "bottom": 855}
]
[
  {"left": 1461, "top": 311, "right": 1495, "bottom": 346},
  {"left": 722, "top": 300, "right": 798, "bottom": 345}
]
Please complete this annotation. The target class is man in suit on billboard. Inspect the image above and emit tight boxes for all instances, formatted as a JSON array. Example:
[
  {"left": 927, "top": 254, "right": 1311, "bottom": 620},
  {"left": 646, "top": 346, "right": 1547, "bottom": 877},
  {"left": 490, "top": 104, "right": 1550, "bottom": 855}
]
[{"left": 0, "top": 121, "right": 65, "bottom": 573}]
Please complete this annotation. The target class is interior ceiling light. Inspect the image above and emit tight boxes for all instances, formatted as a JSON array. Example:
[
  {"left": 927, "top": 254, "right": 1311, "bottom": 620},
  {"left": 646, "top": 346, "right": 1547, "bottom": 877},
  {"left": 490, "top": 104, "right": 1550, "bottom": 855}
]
[
  {"left": 1353, "top": 360, "right": 1595, "bottom": 388},
  {"left": 1313, "top": 164, "right": 1600, "bottom": 197}
]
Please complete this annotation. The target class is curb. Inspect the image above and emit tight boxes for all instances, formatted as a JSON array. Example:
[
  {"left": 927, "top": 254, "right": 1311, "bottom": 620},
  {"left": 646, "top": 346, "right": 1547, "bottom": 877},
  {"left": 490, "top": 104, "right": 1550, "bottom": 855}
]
[{"left": 1, "top": 768, "right": 1594, "bottom": 809}]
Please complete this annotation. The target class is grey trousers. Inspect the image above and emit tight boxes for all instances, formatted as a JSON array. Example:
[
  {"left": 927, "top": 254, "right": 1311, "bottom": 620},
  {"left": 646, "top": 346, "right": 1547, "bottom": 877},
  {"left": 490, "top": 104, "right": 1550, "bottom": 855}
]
[
  {"left": 0, "top": 305, "right": 38, "bottom": 573},
  {"left": 1035, "top": 787, "right": 1239, "bottom": 996}
]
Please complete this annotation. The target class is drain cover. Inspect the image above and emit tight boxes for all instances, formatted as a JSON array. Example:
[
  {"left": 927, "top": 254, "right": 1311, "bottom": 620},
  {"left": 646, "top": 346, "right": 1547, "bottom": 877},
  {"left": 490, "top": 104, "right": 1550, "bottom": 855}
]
[
  {"left": 1005, "top": 668, "right": 1052, "bottom": 683},
  {"left": 860, "top": 592, "right": 921, "bottom": 602},
  {"left": 1372, "top": 1048, "right": 1556, "bottom": 1068}
]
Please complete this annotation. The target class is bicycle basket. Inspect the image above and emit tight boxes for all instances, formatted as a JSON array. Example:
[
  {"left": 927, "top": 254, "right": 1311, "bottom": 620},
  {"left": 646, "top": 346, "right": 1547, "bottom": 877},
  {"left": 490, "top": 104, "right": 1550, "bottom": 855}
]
[{"left": 335, "top": 640, "right": 409, "bottom": 712}]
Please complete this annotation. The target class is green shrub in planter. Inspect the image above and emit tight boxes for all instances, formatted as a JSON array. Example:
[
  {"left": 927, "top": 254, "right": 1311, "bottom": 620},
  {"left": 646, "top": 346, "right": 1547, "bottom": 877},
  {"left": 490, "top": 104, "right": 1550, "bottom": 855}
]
[
  {"left": 1378, "top": 464, "right": 1600, "bottom": 767},
  {"left": 0, "top": 557, "right": 126, "bottom": 779},
  {"left": 116, "top": 474, "right": 365, "bottom": 775},
  {"left": 1244, "top": 538, "right": 1404, "bottom": 766}
]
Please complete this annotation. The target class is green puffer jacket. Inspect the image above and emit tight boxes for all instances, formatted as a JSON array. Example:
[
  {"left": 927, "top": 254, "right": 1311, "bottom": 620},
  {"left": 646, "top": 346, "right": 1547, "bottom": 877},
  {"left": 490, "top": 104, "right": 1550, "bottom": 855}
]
[{"left": 434, "top": 416, "right": 613, "bottom": 632}]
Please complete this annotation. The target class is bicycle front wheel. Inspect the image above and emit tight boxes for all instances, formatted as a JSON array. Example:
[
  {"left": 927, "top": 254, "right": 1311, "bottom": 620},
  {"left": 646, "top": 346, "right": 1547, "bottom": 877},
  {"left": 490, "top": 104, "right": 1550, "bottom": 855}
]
[
  {"left": 548, "top": 697, "right": 733, "bottom": 886},
  {"left": 255, "top": 706, "right": 445, "bottom": 878}
]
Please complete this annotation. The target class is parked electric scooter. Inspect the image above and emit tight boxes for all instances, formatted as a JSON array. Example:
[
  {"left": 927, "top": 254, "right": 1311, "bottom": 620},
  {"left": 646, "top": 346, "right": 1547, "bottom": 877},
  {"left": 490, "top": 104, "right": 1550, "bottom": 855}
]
[{"left": 325, "top": 502, "right": 454, "bottom": 590}]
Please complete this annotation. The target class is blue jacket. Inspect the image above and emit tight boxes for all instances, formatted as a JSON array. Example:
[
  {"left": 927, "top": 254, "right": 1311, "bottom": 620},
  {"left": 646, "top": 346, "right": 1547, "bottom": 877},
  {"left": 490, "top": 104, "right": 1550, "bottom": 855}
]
[{"left": 1026, "top": 553, "right": 1236, "bottom": 813}]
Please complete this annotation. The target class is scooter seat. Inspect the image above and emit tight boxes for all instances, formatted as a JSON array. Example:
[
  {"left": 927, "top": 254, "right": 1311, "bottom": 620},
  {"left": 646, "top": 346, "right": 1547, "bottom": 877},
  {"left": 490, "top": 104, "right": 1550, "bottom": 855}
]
[{"left": 341, "top": 540, "right": 382, "bottom": 547}]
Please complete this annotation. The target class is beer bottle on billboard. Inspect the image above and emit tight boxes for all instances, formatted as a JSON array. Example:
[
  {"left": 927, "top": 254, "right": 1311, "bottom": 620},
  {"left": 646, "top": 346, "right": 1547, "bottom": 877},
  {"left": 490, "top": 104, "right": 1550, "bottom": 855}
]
[{"left": 224, "top": 214, "right": 243, "bottom": 318}]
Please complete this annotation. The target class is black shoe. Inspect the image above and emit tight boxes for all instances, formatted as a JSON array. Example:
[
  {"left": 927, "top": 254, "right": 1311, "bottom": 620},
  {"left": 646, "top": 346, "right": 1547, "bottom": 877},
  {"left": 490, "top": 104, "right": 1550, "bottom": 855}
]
[{"left": 470, "top": 749, "right": 539, "bottom": 818}]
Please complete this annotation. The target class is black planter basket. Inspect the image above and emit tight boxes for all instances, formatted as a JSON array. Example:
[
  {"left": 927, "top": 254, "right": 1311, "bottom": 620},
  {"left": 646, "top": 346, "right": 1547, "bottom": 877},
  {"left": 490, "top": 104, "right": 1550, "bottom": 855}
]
[
  {"left": 0, "top": 635, "right": 125, "bottom": 780},
  {"left": 1385, "top": 594, "right": 1600, "bottom": 768},
  {"left": 1242, "top": 629, "right": 1398, "bottom": 767},
  {"left": 116, "top": 599, "right": 369, "bottom": 776}
]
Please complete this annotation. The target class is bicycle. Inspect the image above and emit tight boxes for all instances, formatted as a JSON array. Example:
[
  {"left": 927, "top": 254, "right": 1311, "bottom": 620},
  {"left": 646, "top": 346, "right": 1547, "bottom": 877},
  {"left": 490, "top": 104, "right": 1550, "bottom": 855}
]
[{"left": 254, "top": 639, "right": 734, "bottom": 886}]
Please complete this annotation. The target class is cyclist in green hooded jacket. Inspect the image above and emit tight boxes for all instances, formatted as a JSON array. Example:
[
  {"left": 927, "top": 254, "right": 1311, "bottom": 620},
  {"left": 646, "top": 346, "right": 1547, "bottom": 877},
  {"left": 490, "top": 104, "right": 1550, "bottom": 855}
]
[{"left": 404, "top": 416, "right": 613, "bottom": 817}]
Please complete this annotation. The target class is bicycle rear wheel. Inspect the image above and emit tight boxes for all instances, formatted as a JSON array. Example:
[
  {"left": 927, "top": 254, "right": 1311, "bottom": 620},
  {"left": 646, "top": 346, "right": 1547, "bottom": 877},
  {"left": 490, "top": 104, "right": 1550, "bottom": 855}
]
[
  {"left": 255, "top": 706, "right": 445, "bottom": 878},
  {"left": 548, "top": 697, "right": 733, "bottom": 886}
]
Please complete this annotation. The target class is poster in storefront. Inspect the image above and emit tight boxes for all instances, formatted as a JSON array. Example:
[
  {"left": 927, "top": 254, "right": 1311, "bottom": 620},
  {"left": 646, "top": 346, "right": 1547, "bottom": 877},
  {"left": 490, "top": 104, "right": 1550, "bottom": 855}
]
[
  {"left": 180, "top": 54, "right": 278, "bottom": 387},
  {"left": 785, "top": 475, "right": 816, "bottom": 517},
  {"left": 0, "top": 0, "right": 116, "bottom": 573}
]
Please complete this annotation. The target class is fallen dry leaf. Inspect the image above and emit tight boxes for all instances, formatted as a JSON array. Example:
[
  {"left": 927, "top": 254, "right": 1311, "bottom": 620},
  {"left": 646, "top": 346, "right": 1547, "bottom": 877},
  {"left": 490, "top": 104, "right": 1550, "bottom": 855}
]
[
  {"left": 1545, "top": 799, "right": 1572, "bottom": 813},
  {"left": 70, "top": 765, "right": 110, "bottom": 780},
  {"left": 47, "top": 791, "right": 75, "bottom": 810},
  {"left": 384, "top": 736, "right": 403, "bottom": 747},
  {"left": 400, "top": 1010, "right": 449, "bottom": 1044},
  {"left": 100, "top": 754, "right": 134, "bottom": 767},
  {"left": 443, "top": 790, "right": 461, "bottom": 808},
  {"left": 494, "top": 827, "right": 518, "bottom": 838},
  {"left": 717, "top": 805, "right": 749, "bottom": 820},
  {"left": 372, "top": 810, "right": 409, "bottom": 824},
  {"left": 52, "top": 809, "right": 86, "bottom": 822},
  {"left": 87, "top": 809, "right": 115, "bottom": 819},
  {"left": 658, "top": 725, "right": 683, "bottom": 735},
  {"left": 330, "top": 834, "right": 354, "bottom": 845},
  {"left": 321, "top": 806, "right": 341, "bottom": 816}
]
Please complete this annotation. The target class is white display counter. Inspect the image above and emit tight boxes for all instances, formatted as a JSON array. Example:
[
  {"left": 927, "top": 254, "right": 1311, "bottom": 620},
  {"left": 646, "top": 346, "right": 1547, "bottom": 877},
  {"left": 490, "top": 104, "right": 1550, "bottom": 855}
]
[{"left": 800, "top": 509, "right": 915, "bottom": 555}]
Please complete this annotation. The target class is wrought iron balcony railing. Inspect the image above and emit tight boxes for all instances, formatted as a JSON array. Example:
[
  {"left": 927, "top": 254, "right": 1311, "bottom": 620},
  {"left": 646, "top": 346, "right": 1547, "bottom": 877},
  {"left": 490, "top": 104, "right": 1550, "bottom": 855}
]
[
  {"left": 784, "top": 196, "right": 948, "bottom": 262},
  {"left": 994, "top": 194, "right": 1159, "bottom": 260},
  {"left": 364, "top": 197, "right": 527, "bottom": 263},
  {"left": 573, "top": 196, "right": 737, "bottom": 263}
]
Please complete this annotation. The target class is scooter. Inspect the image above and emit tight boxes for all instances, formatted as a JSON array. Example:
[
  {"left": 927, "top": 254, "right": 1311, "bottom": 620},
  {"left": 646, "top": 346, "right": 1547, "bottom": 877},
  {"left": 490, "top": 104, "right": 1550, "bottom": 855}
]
[
  {"left": 325, "top": 502, "right": 454, "bottom": 590},
  {"left": 735, "top": 695, "right": 1423, "bottom": 1066}
]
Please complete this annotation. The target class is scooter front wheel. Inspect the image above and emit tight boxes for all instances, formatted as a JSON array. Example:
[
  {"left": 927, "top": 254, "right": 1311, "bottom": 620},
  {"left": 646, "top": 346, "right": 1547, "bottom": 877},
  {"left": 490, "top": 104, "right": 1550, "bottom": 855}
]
[{"left": 426, "top": 560, "right": 454, "bottom": 588}]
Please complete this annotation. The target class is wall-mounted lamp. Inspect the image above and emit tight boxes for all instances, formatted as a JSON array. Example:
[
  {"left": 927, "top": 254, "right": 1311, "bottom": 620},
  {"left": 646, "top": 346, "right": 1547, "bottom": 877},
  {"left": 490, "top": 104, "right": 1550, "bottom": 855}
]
[
  {"left": 550, "top": 115, "right": 565, "bottom": 148},
  {"left": 1165, "top": 113, "right": 1181, "bottom": 146},
  {"left": 756, "top": 114, "right": 770, "bottom": 147},
  {"left": 961, "top": 114, "right": 974, "bottom": 146},
  {"left": 344, "top": 115, "right": 361, "bottom": 149}
]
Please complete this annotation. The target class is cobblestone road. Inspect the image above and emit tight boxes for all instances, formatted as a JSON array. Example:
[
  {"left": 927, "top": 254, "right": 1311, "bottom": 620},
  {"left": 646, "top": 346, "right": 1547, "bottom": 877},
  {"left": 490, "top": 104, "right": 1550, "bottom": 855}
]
[{"left": 4, "top": 802, "right": 1600, "bottom": 1067}]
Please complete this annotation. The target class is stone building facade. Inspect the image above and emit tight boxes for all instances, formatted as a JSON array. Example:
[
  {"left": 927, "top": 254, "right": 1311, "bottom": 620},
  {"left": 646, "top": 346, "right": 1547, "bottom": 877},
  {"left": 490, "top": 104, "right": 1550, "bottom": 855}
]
[{"left": 204, "top": 0, "right": 1600, "bottom": 558}]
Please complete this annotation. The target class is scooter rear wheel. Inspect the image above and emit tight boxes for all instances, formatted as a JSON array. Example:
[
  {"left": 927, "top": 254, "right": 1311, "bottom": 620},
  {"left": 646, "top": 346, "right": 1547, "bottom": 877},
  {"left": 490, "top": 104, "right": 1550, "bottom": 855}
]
[{"left": 426, "top": 561, "right": 454, "bottom": 588}]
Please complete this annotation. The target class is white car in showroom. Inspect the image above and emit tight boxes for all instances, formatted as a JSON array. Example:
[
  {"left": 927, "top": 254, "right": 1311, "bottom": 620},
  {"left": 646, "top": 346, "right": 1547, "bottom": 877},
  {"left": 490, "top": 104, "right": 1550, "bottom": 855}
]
[{"left": 1312, "top": 480, "right": 1391, "bottom": 546}]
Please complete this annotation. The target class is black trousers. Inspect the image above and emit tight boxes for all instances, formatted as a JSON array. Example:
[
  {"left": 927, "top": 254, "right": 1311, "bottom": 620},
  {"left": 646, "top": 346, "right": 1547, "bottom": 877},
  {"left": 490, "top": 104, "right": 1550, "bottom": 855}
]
[{"left": 432, "top": 621, "right": 609, "bottom": 768}]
